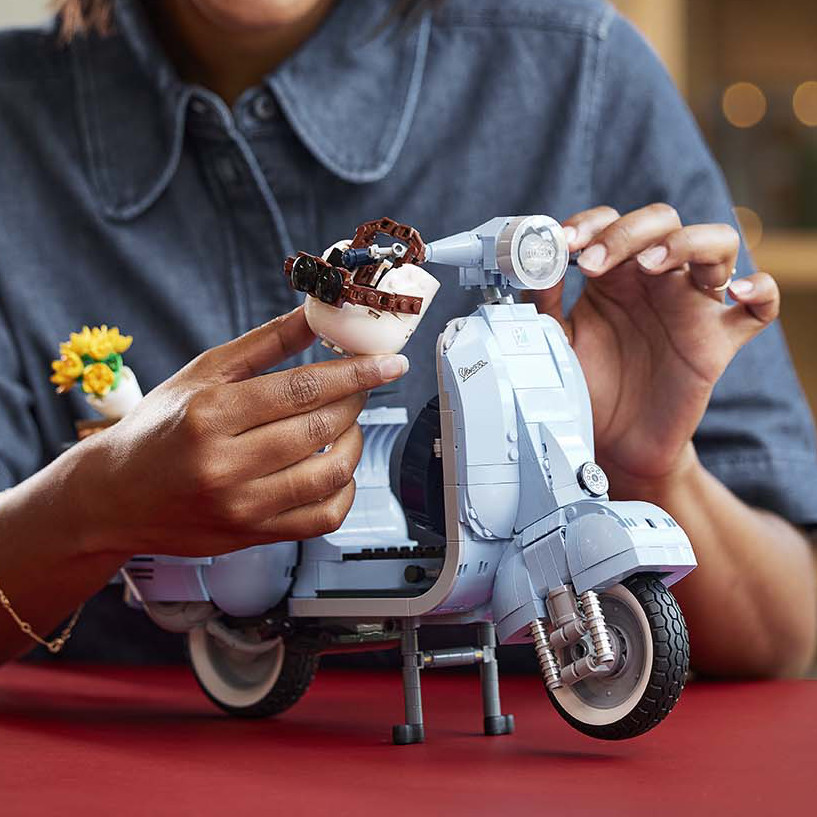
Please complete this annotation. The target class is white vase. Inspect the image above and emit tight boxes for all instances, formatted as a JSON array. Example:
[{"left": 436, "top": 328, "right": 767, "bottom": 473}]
[{"left": 85, "top": 366, "right": 143, "bottom": 419}]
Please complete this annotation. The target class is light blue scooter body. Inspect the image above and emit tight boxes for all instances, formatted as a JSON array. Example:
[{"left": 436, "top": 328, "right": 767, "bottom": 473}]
[{"left": 435, "top": 301, "right": 695, "bottom": 642}]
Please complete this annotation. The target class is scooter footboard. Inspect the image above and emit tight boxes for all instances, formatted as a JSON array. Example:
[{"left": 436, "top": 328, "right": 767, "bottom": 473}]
[{"left": 564, "top": 500, "right": 696, "bottom": 595}]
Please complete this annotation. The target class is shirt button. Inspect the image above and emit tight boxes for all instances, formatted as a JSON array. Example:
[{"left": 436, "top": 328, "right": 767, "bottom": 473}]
[
  {"left": 251, "top": 93, "right": 278, "bottom": 122},
  {"left": 190, "top": 98, "right": 210, "bottom": 116},
  {"left": 216, "top": 155, "right": 242, "bottom": 185}
]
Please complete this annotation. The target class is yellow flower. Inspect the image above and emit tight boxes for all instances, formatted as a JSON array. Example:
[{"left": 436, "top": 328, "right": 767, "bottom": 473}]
[
  {"left": 56, "top": 350, "right": 84, "bottom": 378},
  {"left": 107, "top": 326, "right": 133, "bottom": 355},
  {"left": 60, "top": 325, "right": 133, "bottom": 361},
  {"left": 81, "top": 362, "right": 116, "bottom": 397},
  {"left": 50, "top": 351, "right": 84, "bottom": 393},
  {"left": 89, "top": 331, "right": 114, "bottom": 360},
  {"left": 64, "top": 326, "right": 93, "bottom": 357},
  {"left": 50, "top": 369, "right": 75, "bottom": 393}
]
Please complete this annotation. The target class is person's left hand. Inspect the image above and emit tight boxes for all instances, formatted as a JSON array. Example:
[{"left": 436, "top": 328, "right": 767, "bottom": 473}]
[{"left": 531, "top": 203, "right": 780, "bottom": 493}]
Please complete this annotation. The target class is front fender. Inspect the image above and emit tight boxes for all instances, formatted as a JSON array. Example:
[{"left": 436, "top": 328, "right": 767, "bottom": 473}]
[{"left": 565, "top": 501, "right": 696, "bottom": 594}]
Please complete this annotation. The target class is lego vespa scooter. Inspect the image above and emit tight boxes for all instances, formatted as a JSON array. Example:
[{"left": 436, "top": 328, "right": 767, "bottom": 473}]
[{"left": 70, "top": 216, "right": 696, "bottom": 744}]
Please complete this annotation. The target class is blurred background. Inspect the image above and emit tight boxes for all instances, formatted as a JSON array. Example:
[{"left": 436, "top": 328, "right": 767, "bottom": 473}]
[
  {"left": 2, "top": 0, "right": 815, "bottom": 413},
  {"left": 614, "top": 0, "right": 817, "bottom": 415}
]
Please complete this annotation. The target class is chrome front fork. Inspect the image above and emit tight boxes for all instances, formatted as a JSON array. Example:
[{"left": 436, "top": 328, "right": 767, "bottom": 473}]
[{"left": 529, "top": 586, "right": 616, "bottom": 691}]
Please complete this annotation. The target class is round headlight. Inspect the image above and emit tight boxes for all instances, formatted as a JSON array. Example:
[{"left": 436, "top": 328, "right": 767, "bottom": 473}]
[{"left": 496, "top": 215, "right": 569, "bottom": 290}]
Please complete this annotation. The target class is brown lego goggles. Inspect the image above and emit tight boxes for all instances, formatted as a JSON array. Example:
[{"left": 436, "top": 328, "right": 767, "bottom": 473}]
[{"left": 283, "top": 218, "right": 428, "bottom": 317}]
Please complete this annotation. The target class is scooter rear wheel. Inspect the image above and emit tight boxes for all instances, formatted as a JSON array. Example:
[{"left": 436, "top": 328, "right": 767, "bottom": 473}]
[
  {"left": 188, "top": 626, "right": 319, "bottom": 718},
  {"left": 547, "top": 573, "right": 689, "bottom": 740}
]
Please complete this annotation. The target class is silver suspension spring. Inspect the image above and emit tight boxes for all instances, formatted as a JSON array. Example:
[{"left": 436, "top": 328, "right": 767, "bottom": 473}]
[
  {"left": 529, "top": 618, "right": 563, "bottom": 690},
  {"left": 579, "top": 590, "right": 615, "bottom": 667}
]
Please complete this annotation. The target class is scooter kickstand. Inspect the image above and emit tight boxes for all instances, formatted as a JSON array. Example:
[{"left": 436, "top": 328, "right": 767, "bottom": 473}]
[
  {"left": 478, "top": 622, "right": 515, "bottom": 737},
  {"left": 392, "top": 620, "right": 425, "bottom": 745}
]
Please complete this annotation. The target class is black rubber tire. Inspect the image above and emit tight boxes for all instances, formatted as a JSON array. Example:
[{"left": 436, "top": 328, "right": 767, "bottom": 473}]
[
  {"left": 547, "top": 573, "right": 690, "bottom": 740},
  {"left": 188, "top": 635, "right": 319, "bottom": 719}
]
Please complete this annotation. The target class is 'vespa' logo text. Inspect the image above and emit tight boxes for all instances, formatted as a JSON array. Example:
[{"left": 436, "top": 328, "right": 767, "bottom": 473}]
[{"left": 458, "top": 360, "right": 488, "bottom": 382}]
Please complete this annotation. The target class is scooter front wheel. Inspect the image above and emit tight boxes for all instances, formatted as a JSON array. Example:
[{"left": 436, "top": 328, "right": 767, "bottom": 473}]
[
  {"left": 187, "top": 626, "right": 318, "bottom": 718},
  {"left": 547, "top": 573, "right": 689, "bottom": 740}
]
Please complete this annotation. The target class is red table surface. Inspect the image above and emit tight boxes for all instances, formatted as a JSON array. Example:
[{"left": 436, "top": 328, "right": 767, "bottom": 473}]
[{"left": 0, "top": 662, "right": 814, "bottom": 817}]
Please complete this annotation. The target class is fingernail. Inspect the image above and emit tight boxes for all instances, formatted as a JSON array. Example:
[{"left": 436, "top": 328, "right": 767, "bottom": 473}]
[
  {"left": 729, "top": 279, "right": 754, "bottom": 297},
  {"left": 577, "top": 244, "right": 607, "bottom": 272},
  {"left": 637, "top": 245, "right": 669, "bottom": 270},
  {"left": 563, "top": 225, "right": 578, "bottom": 244},
  {"left": 379, "top": 354, "right": 409, "bottom": 380}
]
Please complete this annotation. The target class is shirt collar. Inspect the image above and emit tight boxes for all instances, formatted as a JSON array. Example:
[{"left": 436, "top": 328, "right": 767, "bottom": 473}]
[
  {"left": 266, "top": 2, "right": 431, "bottom": 184},
  {"left": 71, "top": 0, "right": 431, "bottom": 221}
]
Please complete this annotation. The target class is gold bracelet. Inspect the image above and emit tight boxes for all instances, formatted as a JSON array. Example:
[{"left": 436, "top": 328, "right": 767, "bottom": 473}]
[{"left": 0, "top": 584, "right": 84, "bottom": 654}]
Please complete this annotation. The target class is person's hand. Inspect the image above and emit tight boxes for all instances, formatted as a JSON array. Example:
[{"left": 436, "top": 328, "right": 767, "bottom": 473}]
[
  {"left": 71, "top": 307, "right": 408, "bottom": 557},
  {"left": 531, "top": 204, "right": 779, "bottom": 492}
]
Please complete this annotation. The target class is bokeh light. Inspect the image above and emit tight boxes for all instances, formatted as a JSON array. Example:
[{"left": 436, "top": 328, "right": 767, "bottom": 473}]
[
  {"left": 793, "top": 81, "right": 817, "bottom": 127},
  {"left": 722, "top": 82, "right": 767, "bottom": 128},
  {"left": 733, "top": 206, "right": 764, "bottom": 250}
]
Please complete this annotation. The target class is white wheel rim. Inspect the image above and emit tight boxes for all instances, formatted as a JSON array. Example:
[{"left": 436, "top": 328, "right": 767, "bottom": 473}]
[
  {"left": 188, "top": 626, "right": 285, "bottom": 709},
  {"left": 550, "top": 583, "right": 653, "bottom": 727}
]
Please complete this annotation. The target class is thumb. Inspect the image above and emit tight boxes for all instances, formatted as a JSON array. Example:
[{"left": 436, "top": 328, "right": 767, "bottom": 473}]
[
  {"left": 723, "top": 271, "right": 780, "bottom": 348},
  {"left": 195, "top": 306, "right": 316, "bottom": 383}
]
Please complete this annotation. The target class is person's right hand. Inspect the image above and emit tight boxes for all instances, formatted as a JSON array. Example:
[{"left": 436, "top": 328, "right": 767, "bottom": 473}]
[{"left": 70, "top": 307, "right": 409, "bottom": 558}]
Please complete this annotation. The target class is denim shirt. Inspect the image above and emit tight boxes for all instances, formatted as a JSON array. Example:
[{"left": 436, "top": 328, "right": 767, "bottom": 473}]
[{"left": 1, "top": 0, "right": 816, "bottom": 661}]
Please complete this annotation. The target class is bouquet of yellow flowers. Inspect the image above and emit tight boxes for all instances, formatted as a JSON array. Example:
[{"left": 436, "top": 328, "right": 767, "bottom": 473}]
[{"left": 51, "top": 325, "right": 143, "bottom": 419}]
